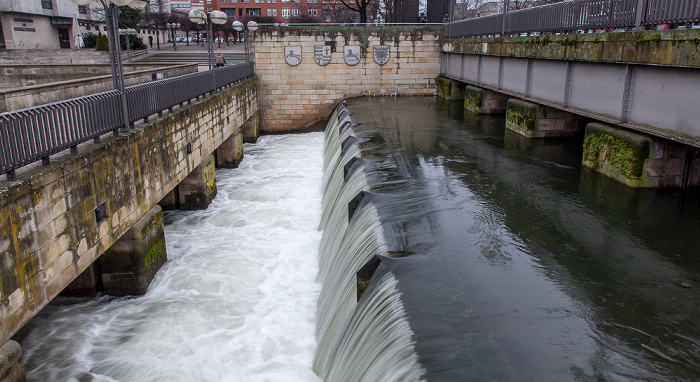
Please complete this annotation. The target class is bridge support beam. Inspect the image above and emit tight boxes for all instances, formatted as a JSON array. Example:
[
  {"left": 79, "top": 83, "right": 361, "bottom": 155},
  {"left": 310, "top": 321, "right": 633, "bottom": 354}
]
[
  {"left": 179, "top": 154, "right": 217, "bottom": 210},
  {"left": 241, "top": 112, "right": 260, "bottom": 143},
  {"left": 0, "top": 340, "right": 25, "bottom": 382},
  {"left": 216, "top": 130, "right": 244, "bottom": 169},
  {"left": 464, "top": 86, "right": 507, "bottom": 114},
  {"left": 436, "top": 77, "right": 465, "bottom": 101},
  {"left": 506, "top": 99, "right": 580, "bottom": 138},
  {"left": 98, "top": 205, "right": 167, "bottom": 296},
  {"left": 583, "top": 123, "right": 700, "bottom": 188}
]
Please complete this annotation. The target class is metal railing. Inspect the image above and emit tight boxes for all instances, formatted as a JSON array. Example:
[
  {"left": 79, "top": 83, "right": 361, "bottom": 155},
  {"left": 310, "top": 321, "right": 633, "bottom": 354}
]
[
  {"left": 0, "top": 62, "right": 254, "bottom": 179},
  {"left": 446, "top": 0, "right": 700, "bottom": 38}
]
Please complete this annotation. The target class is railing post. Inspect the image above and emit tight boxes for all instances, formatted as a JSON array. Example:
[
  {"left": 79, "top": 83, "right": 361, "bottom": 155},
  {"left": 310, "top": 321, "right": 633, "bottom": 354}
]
[{"left": 635, "top": 0, "right": 648, "bottom": 30}]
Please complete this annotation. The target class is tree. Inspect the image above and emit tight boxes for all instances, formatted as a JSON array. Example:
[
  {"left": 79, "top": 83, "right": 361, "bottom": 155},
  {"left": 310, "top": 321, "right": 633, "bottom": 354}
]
[
  {"left": 337, "top": 0, "right": 373, "bottom": 23},
  {"left": 141, "top": 0, "right": 169, "bottom": 49},
  {"left": 323, "top": 0, "right": 358, "bottom": 23},
  {"left": 118, "top": 5, "right": 141, "bottom": 29},
  {"left": 95, "top": 32, "right": 109, "bottom": 51}
]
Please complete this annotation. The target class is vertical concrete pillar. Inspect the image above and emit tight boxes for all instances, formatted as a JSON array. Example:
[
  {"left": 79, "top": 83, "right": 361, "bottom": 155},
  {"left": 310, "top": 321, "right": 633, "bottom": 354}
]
[
  {"left": 178, "top": 154, "right": 217, "bottom": 210},
  {"left": 436, "top": 76, "right": 465, "bottom": 101},
  {"left": 158, "top": 186, "right": 180, "bottom": 211},
  {"left": 216, "top": 130, "right": 244, "bottom": 169},
  {"left": 241, "top": 111, "right": 260, "bottom": 143},
  {"left": 582, "top": 122, "right": 700, "bottom": 187},
  {"left": 98, "top": 205, "right": 167, "bottom": 296},
  {"left": 506, "top": 99, "right": 580, "bottom": 138},
  {"left": 464, "top": 86, "right": 507, "bottom": 114},
  {"left": 0, "top": 341, "right": 25, "bottom": 382}
]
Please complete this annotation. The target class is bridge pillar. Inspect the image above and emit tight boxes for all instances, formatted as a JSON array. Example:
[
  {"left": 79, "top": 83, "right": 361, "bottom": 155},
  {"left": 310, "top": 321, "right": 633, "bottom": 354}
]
[
  {"left": 436, "top": 77, "right": 465, "bottom": 101},
  {"left": 582, "top": 123, "right": 700, "bottom": 188},
  {"left": 216, "top": 130, "right": 244, "bottom": 169},
  {"left": 98, "top": 205, "right": 167, "bottom": 296},
  {"left": 464, "top": 86, "right": 507, "bottom": 114},
  {"left": 0, "top": 340, "right": 25, "bottom": 382},
  {"left": 506, "top": 99, "right": 580, "bottom": 138},
  {"left": 61, "top": 263, "right": 102, "bottom": 297},
  {"left": 241, "top": 112, "right": 260, "bottom": 143},
  {"left": 178, "top": 154, "right": 217, "bottom": 210}
]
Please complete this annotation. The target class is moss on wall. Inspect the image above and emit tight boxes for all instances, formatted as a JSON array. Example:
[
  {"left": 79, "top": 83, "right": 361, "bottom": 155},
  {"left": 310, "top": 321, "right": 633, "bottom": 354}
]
[
  {"left": 506, "top": 99, "right": 536, "bottom": 131},
  {"left": 464, "top": 86, "right": 484, "bottom": 113},
  {"left": 582, "top": 123, "right": 650, "bottom": 181}
]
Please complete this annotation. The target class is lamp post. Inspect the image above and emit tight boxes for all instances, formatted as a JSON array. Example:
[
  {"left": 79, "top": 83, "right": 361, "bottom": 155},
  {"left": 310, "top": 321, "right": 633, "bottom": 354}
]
[
  {"left": 166, "top": 22, "right": 180, "bottom": 51},
  {"left": 120, "top": 28, "right": 137, "bottom": 62},
  {"left": 232, "top": 20, "right": 257, "bottom": 62},
  {"left": 188, "top": 9, "right": 228, "bottom": 70},
  {"left": 71, "top": 0, "right": 147, "bottom": 131}
]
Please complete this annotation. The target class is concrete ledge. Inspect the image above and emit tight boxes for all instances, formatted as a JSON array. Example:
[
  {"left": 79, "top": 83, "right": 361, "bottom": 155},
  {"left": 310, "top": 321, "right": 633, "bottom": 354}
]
[
  {"left": 582, "top": 123, "right": 651, "bottom": 186},
  {"left": 444, "top": 30, "right": 700, "bottom": 68}
]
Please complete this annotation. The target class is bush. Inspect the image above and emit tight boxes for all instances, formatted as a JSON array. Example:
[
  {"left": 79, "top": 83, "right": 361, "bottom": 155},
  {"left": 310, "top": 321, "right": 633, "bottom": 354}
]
[
  {"left": 95, "top": 32, "right": 109, "bottom": 51},
  {"left": 120, "top": 35, "right": 147, "bottom": 51},
  {"left": 82, "top": 33, "right": 97, "bottom": 49}
]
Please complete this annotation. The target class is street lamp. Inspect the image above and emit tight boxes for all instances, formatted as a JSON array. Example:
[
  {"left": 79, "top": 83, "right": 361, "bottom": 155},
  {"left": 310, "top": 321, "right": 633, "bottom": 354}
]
[
  {"left": 166, "top": 22, "right": 181, "bottom": 51},
  {"left": 232, "top": 20, "right": 257, "bottom": 62},
  {"left": 71, "top": 0, "right": 146, "bottom": 131},
  {"left": 188, "top": 9, "right": 228, "bottom": 70},
  {"left": 119, "top": 28, "right": 137, "bottom": 62}
]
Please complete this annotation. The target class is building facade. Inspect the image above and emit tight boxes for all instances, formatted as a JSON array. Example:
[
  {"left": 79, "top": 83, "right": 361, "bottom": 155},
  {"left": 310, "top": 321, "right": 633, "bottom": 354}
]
[
  {"left": 0, "top": 0, "right": 107, "bottom": 50},
  {"left": 210, "top": 0, "right": 322, "bottom": 22}
]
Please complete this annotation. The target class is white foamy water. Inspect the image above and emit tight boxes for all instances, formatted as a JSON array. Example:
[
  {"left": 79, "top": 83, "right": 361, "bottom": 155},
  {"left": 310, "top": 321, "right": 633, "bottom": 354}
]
[{"left": 21, "top": 133, "right": 325, "bottom": 382}]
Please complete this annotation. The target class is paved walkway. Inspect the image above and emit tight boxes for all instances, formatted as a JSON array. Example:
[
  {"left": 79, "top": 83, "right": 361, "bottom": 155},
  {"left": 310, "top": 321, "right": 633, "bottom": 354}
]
[{"left": 149, "top": 40, "right": 247, "bottom": 53}]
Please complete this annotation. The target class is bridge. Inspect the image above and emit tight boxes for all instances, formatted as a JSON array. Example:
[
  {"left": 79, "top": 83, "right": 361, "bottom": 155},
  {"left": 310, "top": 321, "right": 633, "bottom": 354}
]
[{"left": 0, "top": 8, "right": 699, "bottom": 379}]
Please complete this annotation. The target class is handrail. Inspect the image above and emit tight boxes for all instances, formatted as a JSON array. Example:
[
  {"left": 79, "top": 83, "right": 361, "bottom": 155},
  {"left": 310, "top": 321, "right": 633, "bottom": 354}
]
[
  {"left": 0, "top": 62, "right": 254, "bottom": 179},
  {"left": 446, "top": 0, "right": 700, "bottom": 38}
]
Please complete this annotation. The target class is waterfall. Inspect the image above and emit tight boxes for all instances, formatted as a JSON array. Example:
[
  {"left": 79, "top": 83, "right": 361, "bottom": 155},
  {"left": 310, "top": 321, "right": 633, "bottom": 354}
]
[{"left": 313, "top": 102, "right": 424, "bottom": 381}]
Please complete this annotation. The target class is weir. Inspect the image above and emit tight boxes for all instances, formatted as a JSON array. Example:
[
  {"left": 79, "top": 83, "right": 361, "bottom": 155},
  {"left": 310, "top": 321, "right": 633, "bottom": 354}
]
[{"left": 313, "top": 102, "right": 424, "bottom": 381}]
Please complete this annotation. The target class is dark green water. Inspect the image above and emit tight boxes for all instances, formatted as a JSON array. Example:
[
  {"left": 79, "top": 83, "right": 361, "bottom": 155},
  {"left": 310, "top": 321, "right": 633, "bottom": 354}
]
[{"left": 346, "top": 96, "right": 699, "bottom": 381}]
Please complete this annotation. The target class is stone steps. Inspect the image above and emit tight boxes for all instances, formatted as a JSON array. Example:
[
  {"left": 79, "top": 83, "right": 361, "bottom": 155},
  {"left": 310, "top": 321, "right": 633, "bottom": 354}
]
[{"left": 135, "top": 52, "right": 247, "bottom": 65}]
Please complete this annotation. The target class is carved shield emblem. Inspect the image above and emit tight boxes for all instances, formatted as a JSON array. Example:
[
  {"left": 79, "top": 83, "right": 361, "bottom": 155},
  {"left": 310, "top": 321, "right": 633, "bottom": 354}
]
[
  {"left": 344, "top": 45, "right": 361, "bottom": 66},
  {"left": 285, "top": 45, "right": 302, "bottom": 66},
  {"left": 373, "top": 45, "right": 390, "bottom": 65},
  {"left": 314, "top": 45, "right": 331, "bottom": 66}
]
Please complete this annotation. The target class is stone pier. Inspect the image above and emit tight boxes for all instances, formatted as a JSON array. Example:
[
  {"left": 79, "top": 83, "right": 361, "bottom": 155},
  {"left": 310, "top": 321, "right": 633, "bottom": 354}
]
[
  {"left": 582, "top": 123, "right": 700, "bottom": 188},
  {"left": 464, "top": 86, "right": 507, "bottom": 114},
  {"left": 98, "top": 205, "right": 167, "bottom": 296},
  {"left": 241, "top": 112, "right": 260, "bottom": 143},
  {"left": 216, "top": 131, "right": 244, "bottom": 169},
  {"left": 436, "top": 77, "right": 465, "bottom": 101},
  {"left": 0, "top": 341, "right": 24, "bottom": 382},
  {"left": 506, "top": 99, "right": 580, "bottom": 138},
  {"left": 161, "top": 154, "right": 218, "bottom": 211}
]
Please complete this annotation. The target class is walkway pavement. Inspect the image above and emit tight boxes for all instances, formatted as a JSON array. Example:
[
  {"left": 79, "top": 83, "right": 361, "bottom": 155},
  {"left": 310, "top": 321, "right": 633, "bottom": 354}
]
[{"left": 149, "top": 40, "right": 247, "bottom": 53}]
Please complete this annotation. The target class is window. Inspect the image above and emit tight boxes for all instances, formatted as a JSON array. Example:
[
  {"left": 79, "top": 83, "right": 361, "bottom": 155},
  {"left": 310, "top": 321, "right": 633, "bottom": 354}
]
[
  {"left": 78, "top": 5, "right": 87, "bottom": 14},
  {"left": 282, "top": 0, "right": 289, "bottom": 3},
  {"left": 267, "top": 9, "right": 271, "bottom": 16},
  {"left": 308, "top": 8, "right": 317, "bottom": 16},
  {"left": 221, "top": 0, "right": 228, "bottom": 2},
  {"left": 207, "top": 6, "right": 212, "bottom": 12},
  {"left": 282, "top": 7, "right": 290, "bottom": 18},
  {"left": 223, "top": 8, "right": 236, "bottom": 17},
  {"left": 247, "top": 7, "right": 261, "bottom": 15},
  {"left": 273, "top": 8, "right": 277, "bottom": 16},
  {"left": 41, "top": 0, "right": 52, "bottom": 9},
  {"left": 292, "top": 8, "right": 299, "bottom": 16},
  {"left": 86, "top": 25, "right": 91, "bottom": 30}
]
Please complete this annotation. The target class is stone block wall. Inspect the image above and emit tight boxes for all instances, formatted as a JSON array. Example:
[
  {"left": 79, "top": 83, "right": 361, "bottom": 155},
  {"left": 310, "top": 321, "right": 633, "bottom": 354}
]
[
  {"left": 0, "top": 78, "right": 257, "bottom": 345},
  {"left": 254, "top": 25, "right": 443, "bottom": 132}
]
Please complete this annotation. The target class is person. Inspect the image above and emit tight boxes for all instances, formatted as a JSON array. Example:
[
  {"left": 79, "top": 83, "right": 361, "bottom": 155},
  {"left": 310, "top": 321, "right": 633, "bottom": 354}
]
[
  {"left": 148, "top": 35, "right": 153, "bottom": 48},
  {"left": 215, "top": 50, "right": 226, "bottom": 68}
]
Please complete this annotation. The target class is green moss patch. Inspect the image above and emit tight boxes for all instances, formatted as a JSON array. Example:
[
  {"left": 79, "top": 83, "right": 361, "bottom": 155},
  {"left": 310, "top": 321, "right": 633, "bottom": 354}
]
[
  {"left": 582, "top": 123, "right": 650, "bottom": 180},
  {"left": 464, "top": 86, "right": 484, "bottom": 113},
  {"left": 506, "top": 99, "right": 536, "bottom": 131}
]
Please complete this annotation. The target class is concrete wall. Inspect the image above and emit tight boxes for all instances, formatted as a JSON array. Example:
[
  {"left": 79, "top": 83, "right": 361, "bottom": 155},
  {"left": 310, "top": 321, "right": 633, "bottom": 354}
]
[
  {"left": 0, "top": 78, "right": 258, "bottom": 345},
  {"left": 0, "top": 49, "right": 109, "bottom": 65},
  {"left": 0, "top": 64, "right": 198, "bottom": 113},
  {"left": 254, "top": 25, "right": 443, "bottom": 132},
  {"left": 0, "top": 64, "right": 182, "bottom": 89}
]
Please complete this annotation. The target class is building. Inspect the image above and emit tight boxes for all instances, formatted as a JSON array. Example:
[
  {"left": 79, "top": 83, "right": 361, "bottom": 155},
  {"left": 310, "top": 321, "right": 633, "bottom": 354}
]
[
  {"left": 210, "top": 0, "right": 322, "bottom": 23},
  {"left": 0, "top": 0, "right": 106, "bottom": 50}
]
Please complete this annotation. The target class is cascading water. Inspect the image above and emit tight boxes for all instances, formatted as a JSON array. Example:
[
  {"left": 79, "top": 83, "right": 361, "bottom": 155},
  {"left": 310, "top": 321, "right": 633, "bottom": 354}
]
[{"left": 313, "top": 102, "right": 425, "bottom": 381}]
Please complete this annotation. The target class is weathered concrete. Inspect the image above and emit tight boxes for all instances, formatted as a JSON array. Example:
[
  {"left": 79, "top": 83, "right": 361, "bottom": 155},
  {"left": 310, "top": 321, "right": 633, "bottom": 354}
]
[
  {"left": 178, "top": 154, "right": 217, "bottom": 210},
  {"left": 582, "top": 123, "right": 700, "bottom": 187},
  {"left": 0, "top": 64, "right": 198, "bottom": 112},
  {"left": 0, "top": 49, "right": 109, "bottom": 65},
  {"left": 464, "top": 85, "right": 507, "bottom": 114},
  {"left": 436, "top": 76, "right": 464, "bottom": 100},
  {"left": 241, "top": 112, "right": 261, "bottom": 143},
  {"left": 0, "top": 78, "right": 257, "bottom": 345},
  {"left": 99, "top": 205, "right": 167, "bottom": 296},
  {"left": 0, "top": 340, "right": 24, "bottom": 382},
  {"left": 506, "top": 99, "right": 580, "bottom": 138},
  {"left": 216, "top": 130, "right": 244, "bottom": 169},
  {"left": 254, "top": 25, "right": 443, "bottom": 132},
  {"left": 444, "top": 30, "right": 700, "bottom": 69}
]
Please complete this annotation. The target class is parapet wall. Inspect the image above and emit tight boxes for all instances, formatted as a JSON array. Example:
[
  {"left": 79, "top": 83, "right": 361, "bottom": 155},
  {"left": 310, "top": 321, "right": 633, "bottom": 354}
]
[
  {"left": 254, "top": 25, "right": 443, "bottom": 132},
  {"left": 0, "top": 78, "right": 257, "bottom": 344}
]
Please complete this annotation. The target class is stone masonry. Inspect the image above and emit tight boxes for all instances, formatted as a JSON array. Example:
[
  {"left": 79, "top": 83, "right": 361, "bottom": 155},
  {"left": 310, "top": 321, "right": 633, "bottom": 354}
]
[
  {"left": 254, "top": 25, "right": 443, "bottom": 132},
  {"left": 0, "top": 78, "right": 258, "bottom": 346}
]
